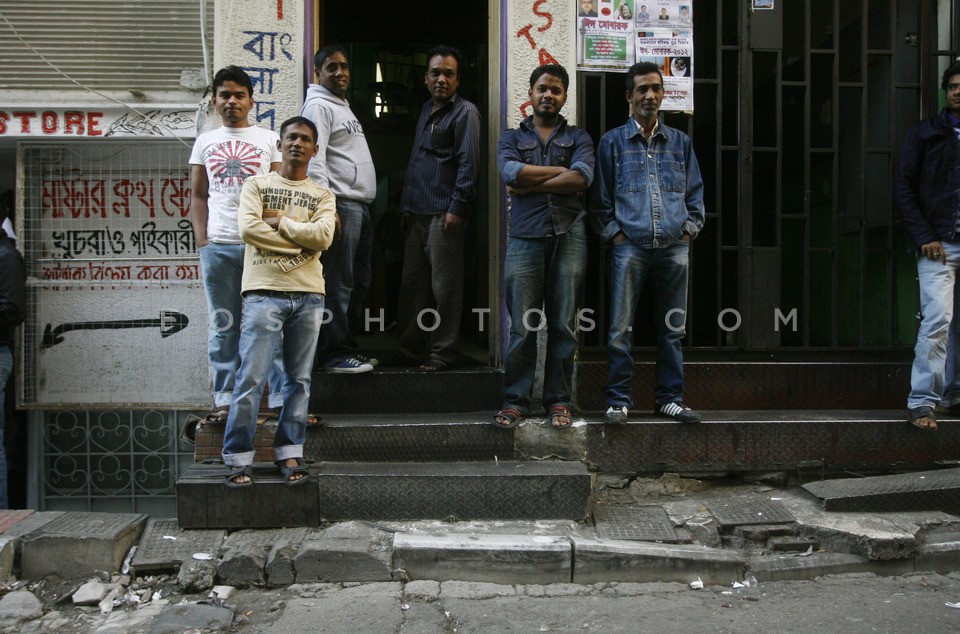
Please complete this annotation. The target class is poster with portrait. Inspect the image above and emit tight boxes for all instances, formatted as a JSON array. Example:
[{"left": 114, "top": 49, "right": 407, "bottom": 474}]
[{"left": 576, "top": 0, "right": 694, "bottom": 112}]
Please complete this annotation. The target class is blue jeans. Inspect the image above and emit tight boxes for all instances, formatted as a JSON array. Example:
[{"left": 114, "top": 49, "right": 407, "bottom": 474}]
[
  {"left": 199, "top": 242, "right": 284, "bottom": 408},
  {"left": 222, "top": 291, "right": 324, "bottom": 467},
  {"left": 502, "top": 219, "right": 587, "bottom": 412},
  {"left": 908, "top": 240, "right": 960, "bottom": 410},
  {"left": 605, "top": 239, "right": 689, "bottom": 408},
  {"left": 317, "top": 200, "right": 373, "bottom": 365},
  {"left": 0, "top": 346, "right": 10, "bottom": 509}
]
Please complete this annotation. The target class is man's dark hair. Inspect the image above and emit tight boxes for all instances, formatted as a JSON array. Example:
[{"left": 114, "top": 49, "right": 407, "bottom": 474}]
[
  {"left": 626, "top": 61, "right": 664, "bottom": 91},
  {"left": 530, "top": 64, "right": 569, "bottom": 90},
  {"left": 280, "top": 116, "right": 318, "bottom": 143},
  {"left": 425, "top": 45, "right": 463, "bottom": 75},
  {"left": 212, "top": 65, "right": 253, "bottom": 97},
  {"left": 941, "top": 59, "right": 960, "bottom": 91},
  {"left": 314, "top": 44, "right": 348, "bottom": 69}
]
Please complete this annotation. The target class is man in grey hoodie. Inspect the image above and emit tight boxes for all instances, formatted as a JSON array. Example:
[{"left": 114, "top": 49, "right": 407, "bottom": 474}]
[{"left": 301, "top": 45, "right": 378, "bottom": 373}]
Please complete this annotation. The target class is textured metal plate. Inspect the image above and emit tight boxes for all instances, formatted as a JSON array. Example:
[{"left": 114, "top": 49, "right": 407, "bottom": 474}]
[
  {"left": 576, "top": 361, "right": 909, "bottom": 411},
  {"left": 304, "top": 413, "right": 515, "bottom": 462},
  {"left": 311, "top": 368, "right": 502, "bottom": 413},
  {"left": 316, "top": 461, "right": 590, "bottom": 521},
  {"left": 593, "top": 506, "right": 679, "bottom": 542},
  {"left": 130, "top": 518, "right": 225, "bottom": 574},
  {"left": 177, "top": 463, "right": 320, "bottom": 530},
  {"left": 31, "top": 512, "right": 145, "bottom": 538},
  {"left": 706, "top": 497, "right": 796, "bottom": 527},
  {"left": 802, "top": 468, "right": 960, "bottom": 514},
  {"left": 585, "top": 411, "right": 960, "bottom": 473}
]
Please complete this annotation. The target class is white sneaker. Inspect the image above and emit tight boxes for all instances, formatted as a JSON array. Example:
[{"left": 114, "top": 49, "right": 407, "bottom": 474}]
[
  {"left": 603, "top": 406, "right": 628, "bottom": 424},
  {"left": 326, "top": 356, "right": 374, "bottom": 374}
]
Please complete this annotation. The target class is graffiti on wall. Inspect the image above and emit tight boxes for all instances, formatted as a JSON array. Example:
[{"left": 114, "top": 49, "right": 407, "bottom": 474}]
[
  {"left": 240, "top": 30, "right": 294, "bottom": 130},
  {"left": 0, "top": 109, "right": 195, "bottom": 138}
]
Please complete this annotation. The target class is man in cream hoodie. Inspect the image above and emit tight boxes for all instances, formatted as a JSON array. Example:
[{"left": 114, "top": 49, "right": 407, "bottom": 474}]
[{"left": 301, "top": 45, "right": 379, "bottom": 374}]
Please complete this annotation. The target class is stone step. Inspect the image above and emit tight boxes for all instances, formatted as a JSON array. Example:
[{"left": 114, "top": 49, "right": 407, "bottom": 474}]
[
  {"left": 194, "top": 412, "right": 514, "bottom": 464},
  {"left": 310, "top": 366, "right": 501, "bottom": 413},
  {"left": 586, "top": 410, "right": 960, "bottom": 472},
  {"left": 801, "top": 468, "right": 960, "bottom": 514},
  {"left": 177, "top": 460, "right": 591, "bottom": 529}
]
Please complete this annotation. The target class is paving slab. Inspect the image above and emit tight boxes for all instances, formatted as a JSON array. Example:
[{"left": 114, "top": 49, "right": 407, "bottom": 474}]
[
  {"left": 0, "top": 510, "right": 34, "bottom": 533},
  {"left": 0, "top": 536, "right": 15, "bottom": 582},
  {"left": 19, "top": 512, "right": 147, "bottom": 579},
  {"left": 394, "top": 533, "right": 572, "bottom": 584},
  {"left": 571, "top": 536, "right": 747, "bottom": 586},
  {"left": 130, "top": 518, "right": 225, "bottom": 575},
  {"left": 705, "top": 495, "right": 796, "bottom": 527},
  {"left": 294, "top": 522, "right": 392, "bottom": 583},
  {"left": 219, "top": 528, "right": 308, "bottom": 588},
  {"left": 916, "top": 532, "right": 960, "bottom": 573},
  {"left": 147, "top": 603, "right": 233, "bottom": 633},
  {"left": 802, "top": 468, "right": 960, "bottom": 514},
  {"left": 778, "top": 488, "right": 960, "bottom": 560},
  {"left": 746, "top": 552, "right": 914, "bottom": 582}
]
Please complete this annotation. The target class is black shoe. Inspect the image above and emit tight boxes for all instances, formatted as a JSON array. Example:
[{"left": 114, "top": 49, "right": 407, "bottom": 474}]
[
  {"left": 603, "top": 406, "right": 628, "bottom": 424},
  {"left": 935, "top": 402, "right": 960, "bottom": 416},
  {"left": 655, "top": 400, "right": 701, "bottom": 423}
]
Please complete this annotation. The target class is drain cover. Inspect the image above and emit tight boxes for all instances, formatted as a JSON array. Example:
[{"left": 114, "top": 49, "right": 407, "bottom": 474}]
[
  {"left": 705, "top": 497, "right": 796, "bottom": 527},
  {"left": 593, "top": 505, "right": 679, "bottom": 542}
]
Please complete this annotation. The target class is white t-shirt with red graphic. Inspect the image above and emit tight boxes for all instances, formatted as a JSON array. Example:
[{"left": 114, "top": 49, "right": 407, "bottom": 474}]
[{"left": 189, "top": 125, "right": 281, "bottom": 244}]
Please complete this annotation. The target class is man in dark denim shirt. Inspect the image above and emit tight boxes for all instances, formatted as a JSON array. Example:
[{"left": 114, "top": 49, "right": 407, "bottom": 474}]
[
  {"left": 493, "top": 64, "right": 594, "bottom": 430},
  {"left": 396, "top": 45, "right": 481, "bottom": 372},
  {"left": 593, "top": 61, "right": 705, "bottom": 425},
  {"left": 895, "top": 59, "right": 960, "bottom": 431}
]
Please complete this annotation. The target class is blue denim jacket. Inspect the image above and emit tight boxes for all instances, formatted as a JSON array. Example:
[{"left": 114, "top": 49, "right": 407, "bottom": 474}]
[
  {"left": 497, "top": 115, "right": 595, "bottom": 238},
  {"left": 592, "top": 117, "right": 705, "bottom": 247}
]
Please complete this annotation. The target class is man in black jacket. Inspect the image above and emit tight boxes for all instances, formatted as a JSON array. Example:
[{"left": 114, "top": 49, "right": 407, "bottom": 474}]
[
  {"left": 0, "top": 201, "right": 24, "bottom": 508},
  {"left": 894, "top": 59, "right": 960, "bottom": 431}
]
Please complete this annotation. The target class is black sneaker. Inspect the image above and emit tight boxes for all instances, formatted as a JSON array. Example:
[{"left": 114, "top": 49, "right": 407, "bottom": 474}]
[
  {"left": 935, "top": 402, "right": 960, "bottom": 416},
  {"left": 603, "top": 406, "right": 628, "bottom": 424},
  {"left": 655, "top": 400, "right": 701, "bottom": 423}
]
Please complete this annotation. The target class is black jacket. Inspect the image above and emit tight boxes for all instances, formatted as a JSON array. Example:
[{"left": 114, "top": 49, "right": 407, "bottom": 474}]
[
  {"left": 894, "top": 109, "right": 960, "bottom": 249},
  {"left": 0, "top": 235, "right": 25, "bottom": 347}
]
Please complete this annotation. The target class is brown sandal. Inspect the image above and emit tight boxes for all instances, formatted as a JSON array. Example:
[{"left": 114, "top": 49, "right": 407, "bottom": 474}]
[{"left": 547, "top": 404, "right": 573, "bottom": 429}]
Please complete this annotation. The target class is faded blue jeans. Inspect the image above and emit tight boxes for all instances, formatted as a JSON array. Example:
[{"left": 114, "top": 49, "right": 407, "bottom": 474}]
[
  {"left": 502, "top": 219, "right": 587, "bottom": 412},
  {"left": 0, "top": 346, "right": 10, "bottom": 508},
  {"left": 908, "top": 240, "right": 960, "bottom": 411},
  {"left": 317, "top": 199, "right": 373, "bottom": 366},
  {"left": 605, "top": 239, "right": 689, "bottom": 408},
  {"left": 199, "top": 242, "right": 284, "bottom": 408},
  {"left": 222, "top": 291, "right": 324, "bottom": 467}
]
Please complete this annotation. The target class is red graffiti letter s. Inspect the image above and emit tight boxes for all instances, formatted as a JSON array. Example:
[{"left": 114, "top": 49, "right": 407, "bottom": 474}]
[{"left": 533, "top": 0, "right": 553, "bottom": 32}]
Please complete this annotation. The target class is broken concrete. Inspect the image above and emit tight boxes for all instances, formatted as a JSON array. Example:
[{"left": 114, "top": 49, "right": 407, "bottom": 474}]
[
  {"left": 176, "top": 558, "right": 217, "bottom": 593},
  {"left": 294, "top": 522, "right": 393, "bottom": 583}
]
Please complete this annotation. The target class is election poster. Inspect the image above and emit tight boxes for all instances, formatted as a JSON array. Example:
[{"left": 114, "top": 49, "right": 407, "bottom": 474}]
[{"left": 577, "top": 0, "right": 695, "bottom": 112}]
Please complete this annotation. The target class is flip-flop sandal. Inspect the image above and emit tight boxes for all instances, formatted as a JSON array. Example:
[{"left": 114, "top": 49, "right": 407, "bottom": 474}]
[
  {"left": 205, "top": 407, "right": 229, "bottom": 424},
  {"left": 908, "top": 410, "right": 938, "bottom": 431},
  {"left": 224, "top": 465, "right": 253, "bottom": 488},
  {"left": 276, "top": 458, "right": 311, "bottom": 486},
  {"left": 546, "top": 404, "right": 574, "bottom": 429},
  {"left": 493, "top": 407, "right": 525, "bottom": 429},
  {"left": 419, "top": 358, "right": 454, "bottom": 372}
]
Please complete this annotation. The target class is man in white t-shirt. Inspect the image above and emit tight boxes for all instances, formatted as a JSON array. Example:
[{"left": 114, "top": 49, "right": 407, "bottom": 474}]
[{"left": 189, "top": 65, "right": 286, "bottom": 424}]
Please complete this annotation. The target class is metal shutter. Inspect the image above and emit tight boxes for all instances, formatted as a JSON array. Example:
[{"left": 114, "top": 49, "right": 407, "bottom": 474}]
[{"left": 0, "top": 1, "right": 212, "bottom": 92}]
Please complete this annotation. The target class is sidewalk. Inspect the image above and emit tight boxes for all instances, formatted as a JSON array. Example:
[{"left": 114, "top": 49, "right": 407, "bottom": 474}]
[{"left": 0, "top": 472, "right": 958, "bottom": 631}]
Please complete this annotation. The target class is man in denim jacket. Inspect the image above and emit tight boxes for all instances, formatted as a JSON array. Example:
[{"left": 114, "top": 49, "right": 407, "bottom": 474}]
[
  {"left": 593, "top": 61, "right": 705, "bottom": 425},
  {"left": 493, "top": 64, "right": 594, "bottom": 430},
  {"left": 895, "top": 59, "right": 960, "bottom": 431}
]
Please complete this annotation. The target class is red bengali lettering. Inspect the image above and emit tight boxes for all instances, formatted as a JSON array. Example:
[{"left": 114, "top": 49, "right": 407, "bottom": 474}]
[{"left": 160, "top": 178, "right": 191, "bottom": 218}]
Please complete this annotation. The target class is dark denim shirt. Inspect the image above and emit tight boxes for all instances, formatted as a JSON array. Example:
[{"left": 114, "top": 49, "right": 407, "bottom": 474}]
[
  {"left": 497, "top": 115, "right": 595, "bottom": 238},
  {"left": 592, "top": 117, "right": 705, "bottom": 247},
  {"left": 894, "top": 109, "right": 960, "bottom": 249},
  {"left": 400, "top": 93, "right": 481, "bottom": 217}
]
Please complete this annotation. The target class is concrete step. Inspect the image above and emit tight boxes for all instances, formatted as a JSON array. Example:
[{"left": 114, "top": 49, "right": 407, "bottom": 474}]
[
  {"left": 586, "top": 410, "right": 960, "bottom": 472},
  {"left": 177, "top": 460, "right": 591, "bottom": 529},
  {"left": 801, "top": 468, "right": 960, "bottom": 514},
  {"left": 310, "top": 366, "right": 501, "bottom": 413},
  {"left": 194, "top": 412, "right": 514, "bottom": 464}
]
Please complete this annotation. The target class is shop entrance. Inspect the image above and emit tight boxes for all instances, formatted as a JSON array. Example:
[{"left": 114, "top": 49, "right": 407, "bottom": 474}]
[{"left": 312, "top": 0, "right": 490, "bottom": 365}]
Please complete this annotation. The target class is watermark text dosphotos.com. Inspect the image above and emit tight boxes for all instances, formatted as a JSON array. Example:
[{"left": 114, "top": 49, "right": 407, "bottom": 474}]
[{"left": 210, "top": 307, "right": 801, "bottom": 333}]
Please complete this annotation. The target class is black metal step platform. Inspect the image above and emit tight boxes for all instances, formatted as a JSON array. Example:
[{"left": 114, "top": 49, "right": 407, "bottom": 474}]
[
  {"left": 310, "top": 367, "right": 502, "bottom": 413},
  {"left": 801, "top": 468, "right": 960, "bottom": 514},
  {"left": 177, "top": 460, "right": 591, "bottom": 529}
]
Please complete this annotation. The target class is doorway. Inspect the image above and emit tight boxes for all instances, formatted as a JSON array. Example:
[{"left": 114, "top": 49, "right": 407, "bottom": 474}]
[{"left": 312, "top": 0, "right": 491, "bottom": 365}]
